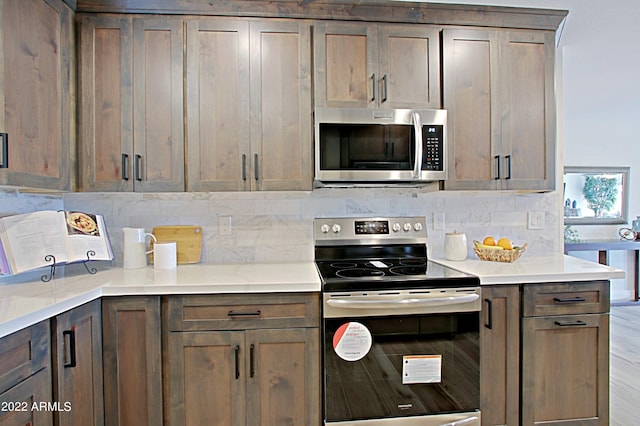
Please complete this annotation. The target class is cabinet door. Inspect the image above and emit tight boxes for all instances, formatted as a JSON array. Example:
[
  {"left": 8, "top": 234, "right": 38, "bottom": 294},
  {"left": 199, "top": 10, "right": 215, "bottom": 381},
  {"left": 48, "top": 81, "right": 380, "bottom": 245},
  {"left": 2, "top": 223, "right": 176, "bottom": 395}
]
[
  {"left": 480, "top": 285, "right": 520, "bottom": 426},
  {"left": 0, "top": 0, "right": 73, "bottom": 190},
  {"left": 500, "top": 30, "right": 555, "bottom": 191},
  {"left": 52, "top": 299, "right": 104, "bottom": 426},
  {"left": 185, "top": 18, "right": 251, "bottom": 192},
  {"left": 443, "top": 28, "right": 501, "bottom": 190},
  {"left": 314, "top": 21, "right": 377, "bottom": 108},
  {"left": 78, "top": 15, "right": 134, "bottom": 191},
  {"left": 245, "top": 328, "right": 321, "bottom": 426},
  {"left": 166, "top": 331, "right": 246, "bottom": 426},
  {"left": 132, "top": 17, "right": 184, "bottom": 192},
  {"left": 378, "top": 25, "right": 441, "bottom": 109},
  {"left": 102, "top": 297, "right": 162, "bottom": 426},
  {"left": 521, "top": 314, "right": 609, "bottom": 425},
  {"left": 250, "top": 20, "right": 313, "bottom": 191},
  {"left": 0, "top": 368, "right": 52, "bottom": 426}
]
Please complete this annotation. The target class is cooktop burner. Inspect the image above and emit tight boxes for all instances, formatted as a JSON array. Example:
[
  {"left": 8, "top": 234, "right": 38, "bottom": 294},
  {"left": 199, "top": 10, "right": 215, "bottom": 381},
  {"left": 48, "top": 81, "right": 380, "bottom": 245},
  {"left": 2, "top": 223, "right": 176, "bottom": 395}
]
[{"left": 314, "top": 216, "right": 479, "bottom": 292}]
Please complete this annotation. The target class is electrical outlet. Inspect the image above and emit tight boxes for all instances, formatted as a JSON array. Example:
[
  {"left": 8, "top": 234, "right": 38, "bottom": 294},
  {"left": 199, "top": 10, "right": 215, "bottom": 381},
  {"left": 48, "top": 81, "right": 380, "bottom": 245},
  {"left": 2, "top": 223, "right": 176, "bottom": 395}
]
[
  {"left": 432, "top": 212, "right": 445, "bottom": 230},
  {"left": 218, "top": 215, "right": 232, "bottom": 235},
  {"left": 528, "top": 212, "right": 545, "bottom": 230}
]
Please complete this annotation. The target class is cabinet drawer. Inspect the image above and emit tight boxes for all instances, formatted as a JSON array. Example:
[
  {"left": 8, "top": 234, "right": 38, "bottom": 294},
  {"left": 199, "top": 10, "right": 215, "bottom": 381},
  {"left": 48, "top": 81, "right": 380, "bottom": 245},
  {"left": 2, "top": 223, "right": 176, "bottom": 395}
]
[
  {"left": 164, "top": 293, "right": 320, "bottom": 331},
  {"left": 0, "top": 321, "right": 50, "bottom": 395},
  {"left": 522, "top": 281, "right": 609, "bottom": 317}
]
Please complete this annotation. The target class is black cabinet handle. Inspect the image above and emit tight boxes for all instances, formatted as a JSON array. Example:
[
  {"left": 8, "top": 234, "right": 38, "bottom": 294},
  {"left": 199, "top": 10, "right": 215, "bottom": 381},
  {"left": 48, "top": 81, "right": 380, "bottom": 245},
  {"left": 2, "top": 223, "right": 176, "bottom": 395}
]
[
  {"left": 505, "top": 154, "right": 512, "bottom": 180},
  {"left": 484, "top": 298, "right": 493, "bottom": 329},
  {"left": 494, "top": 155, "right": 501, "bottom": 179},
  {"left": 553, "top": 297, "right": 586, "bottom": 304},
  {"left": 0, "top": 133, "right": 8, "bottom": 168},
  {"left": 134, "top": 154, "right": 143, "bottom": 181},
  {"left": 121, "top": 153, "right": 129, "bottom": 181},
  {"left": 227, "top": 310, "right": 261, "bottom": 317},
  {"left": 241, "top": 154, "right": 247, "bottom": 181},
  {"left": 554, "top": 320, "right": 587, "bottom": 327},
  {"left": 253, "top": 154, "right": 259, "bottom": 181},
  {"left": 249, "top": 344, "right": 255, "bottom": 378},
  {"left": 370, "top": 73, "right": 377, "bottom": 102},
  {"left": 63, "top": 329, "right": 76, "bottom": 368},
  {"left": 234, "top": 345, "right": 240, "bottom": 379},
  {"left": 381, "top": 74, "right": 388, "bottom": 103}
]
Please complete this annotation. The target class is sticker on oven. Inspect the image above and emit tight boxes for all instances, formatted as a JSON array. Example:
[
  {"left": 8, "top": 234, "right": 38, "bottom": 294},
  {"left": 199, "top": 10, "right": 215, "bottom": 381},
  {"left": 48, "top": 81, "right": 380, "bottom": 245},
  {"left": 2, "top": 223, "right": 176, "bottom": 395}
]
[
  {"left": 333, "top": 322, "right": 373, "bottom": 361},
  {"left": 402, "top": 355, "right": 442, "bottom": 384}
]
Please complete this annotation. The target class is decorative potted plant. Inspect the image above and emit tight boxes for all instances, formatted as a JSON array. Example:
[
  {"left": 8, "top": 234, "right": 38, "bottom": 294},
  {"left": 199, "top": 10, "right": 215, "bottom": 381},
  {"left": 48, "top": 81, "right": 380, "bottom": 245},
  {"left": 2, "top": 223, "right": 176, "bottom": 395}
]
[{"left": 582, "top": 175, "right": 618, "bottom": 218}]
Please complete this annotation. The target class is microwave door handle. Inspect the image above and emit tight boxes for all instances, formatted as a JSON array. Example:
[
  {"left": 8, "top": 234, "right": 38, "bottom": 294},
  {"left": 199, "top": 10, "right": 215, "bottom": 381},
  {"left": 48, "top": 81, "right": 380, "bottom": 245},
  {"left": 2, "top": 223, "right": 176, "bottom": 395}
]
[{"left": 411, "top": 111, "right": 423, "bottom": 178}]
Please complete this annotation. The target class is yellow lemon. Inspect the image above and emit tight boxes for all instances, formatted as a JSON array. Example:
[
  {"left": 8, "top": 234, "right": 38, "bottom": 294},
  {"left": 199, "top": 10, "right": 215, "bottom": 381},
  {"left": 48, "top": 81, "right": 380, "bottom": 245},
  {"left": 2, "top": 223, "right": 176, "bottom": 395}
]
[
  {"left": 497, "top": 237, "right": 513, "bottom": 250},
  {"left": 482, "top": 236, "right": 496, "bottom": 246}
]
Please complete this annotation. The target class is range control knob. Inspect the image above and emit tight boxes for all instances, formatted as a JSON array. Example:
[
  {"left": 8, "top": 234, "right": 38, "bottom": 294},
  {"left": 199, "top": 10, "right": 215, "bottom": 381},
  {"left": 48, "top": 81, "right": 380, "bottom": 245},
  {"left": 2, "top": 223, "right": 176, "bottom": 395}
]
[
  {"left": 413, "top": 222, "right": 423, "bottom": 232},
  {"left": 392, "top": 222, "right": 402, "bottom": 232},
  {"left": 332, "top": 224, "right": 342, "bottom": 233},
  {"left": 403, "top": 222, "right": 412, "bottom": 232},
  {"left": 320, "top": 224, "right": 330, "bottom": 234}
]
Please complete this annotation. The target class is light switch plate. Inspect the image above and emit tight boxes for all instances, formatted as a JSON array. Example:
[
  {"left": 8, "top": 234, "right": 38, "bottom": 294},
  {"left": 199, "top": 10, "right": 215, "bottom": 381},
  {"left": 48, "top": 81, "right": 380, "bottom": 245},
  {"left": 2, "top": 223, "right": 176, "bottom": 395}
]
[{"left": 528, "top": 212, "right": 545, "bottom": 229}]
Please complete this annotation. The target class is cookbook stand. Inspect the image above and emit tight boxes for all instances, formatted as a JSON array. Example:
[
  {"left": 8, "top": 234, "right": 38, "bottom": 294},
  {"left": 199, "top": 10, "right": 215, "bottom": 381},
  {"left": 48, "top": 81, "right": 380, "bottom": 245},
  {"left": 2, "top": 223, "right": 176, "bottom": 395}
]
[{"left": 41, "top": 250, "right": 98, "bottom": 282}]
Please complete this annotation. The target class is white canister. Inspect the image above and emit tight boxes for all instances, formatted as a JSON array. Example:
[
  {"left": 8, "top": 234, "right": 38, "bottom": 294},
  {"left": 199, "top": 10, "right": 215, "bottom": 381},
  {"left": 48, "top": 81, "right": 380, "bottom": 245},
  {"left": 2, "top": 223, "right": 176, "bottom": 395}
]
[
  {"left": 154, "top": 241, "right": 177, "bottom": 269},
  {"left": 444, "top": 231, "right": 468, "bottom": 261}
]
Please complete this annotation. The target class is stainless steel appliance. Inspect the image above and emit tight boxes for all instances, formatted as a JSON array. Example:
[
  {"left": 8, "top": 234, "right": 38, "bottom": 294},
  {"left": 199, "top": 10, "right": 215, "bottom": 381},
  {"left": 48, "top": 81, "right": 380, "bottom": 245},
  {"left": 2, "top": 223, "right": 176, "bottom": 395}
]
[
  {"left": 314, "top": 108, "right": 447, "bottom": 185},
  {"left": 315, "top": 217, "right": 481, "bottom": 426}
]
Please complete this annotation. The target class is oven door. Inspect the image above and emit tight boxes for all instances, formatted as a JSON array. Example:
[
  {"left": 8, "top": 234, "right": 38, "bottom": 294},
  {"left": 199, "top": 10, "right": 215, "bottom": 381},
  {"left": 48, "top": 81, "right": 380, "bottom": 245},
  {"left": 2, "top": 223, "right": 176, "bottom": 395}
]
[{"left": 323, "top": 289, "right": 480, "bottom": 425}]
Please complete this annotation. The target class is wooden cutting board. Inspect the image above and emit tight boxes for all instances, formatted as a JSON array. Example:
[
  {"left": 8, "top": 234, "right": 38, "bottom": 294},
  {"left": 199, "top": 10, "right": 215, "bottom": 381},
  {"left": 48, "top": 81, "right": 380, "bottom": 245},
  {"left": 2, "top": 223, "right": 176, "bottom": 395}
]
[{"left": 150, "top": 225, "right": 203, "bottom": 264}]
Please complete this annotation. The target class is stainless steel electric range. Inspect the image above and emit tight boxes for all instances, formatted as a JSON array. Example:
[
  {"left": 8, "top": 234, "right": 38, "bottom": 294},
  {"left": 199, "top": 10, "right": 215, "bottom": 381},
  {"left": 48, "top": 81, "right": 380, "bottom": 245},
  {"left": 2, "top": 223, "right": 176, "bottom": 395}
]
[{"left": 315, "top": 217, "right": 481, "bottom": 426}]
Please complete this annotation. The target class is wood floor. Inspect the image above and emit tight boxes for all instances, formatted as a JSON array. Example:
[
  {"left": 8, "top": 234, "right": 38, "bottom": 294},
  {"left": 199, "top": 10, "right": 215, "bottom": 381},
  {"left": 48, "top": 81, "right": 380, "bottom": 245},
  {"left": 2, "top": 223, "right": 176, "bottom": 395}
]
[{"left": 610, "top": 305, "right": 640, "bottom": 425}]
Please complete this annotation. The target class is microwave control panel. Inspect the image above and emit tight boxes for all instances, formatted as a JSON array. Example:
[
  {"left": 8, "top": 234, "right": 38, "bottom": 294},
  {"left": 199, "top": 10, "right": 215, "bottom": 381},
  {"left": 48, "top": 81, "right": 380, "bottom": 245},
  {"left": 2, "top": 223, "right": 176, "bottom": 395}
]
[{"left": 422, "top": 125, "right": 444, "bottom": 171}]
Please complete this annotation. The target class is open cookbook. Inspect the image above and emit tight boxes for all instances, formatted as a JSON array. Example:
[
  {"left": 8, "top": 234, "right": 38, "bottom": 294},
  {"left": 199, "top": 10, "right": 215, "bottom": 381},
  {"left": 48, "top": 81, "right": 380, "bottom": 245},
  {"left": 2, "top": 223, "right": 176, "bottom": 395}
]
[{"left": 0, "top": 210, "right": 114, "bottom": 276}]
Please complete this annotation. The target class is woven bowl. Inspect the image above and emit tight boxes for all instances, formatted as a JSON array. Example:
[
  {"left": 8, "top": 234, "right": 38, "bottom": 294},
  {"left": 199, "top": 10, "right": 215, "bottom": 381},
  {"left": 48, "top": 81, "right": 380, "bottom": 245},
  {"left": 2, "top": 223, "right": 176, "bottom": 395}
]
[{"left": 473, "top": 240, "right": 528, "bottom": 263}]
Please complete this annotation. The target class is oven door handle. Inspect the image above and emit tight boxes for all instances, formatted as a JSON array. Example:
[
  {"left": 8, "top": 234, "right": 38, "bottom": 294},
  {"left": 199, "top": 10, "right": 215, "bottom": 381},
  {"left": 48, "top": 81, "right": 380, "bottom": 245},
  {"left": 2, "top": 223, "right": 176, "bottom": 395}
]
[
  {"left": 326, "top": 293, "right": 479, "bottom": 309},
  {"left": 441, "top": 416, "right": 480, "bottom": 426}
]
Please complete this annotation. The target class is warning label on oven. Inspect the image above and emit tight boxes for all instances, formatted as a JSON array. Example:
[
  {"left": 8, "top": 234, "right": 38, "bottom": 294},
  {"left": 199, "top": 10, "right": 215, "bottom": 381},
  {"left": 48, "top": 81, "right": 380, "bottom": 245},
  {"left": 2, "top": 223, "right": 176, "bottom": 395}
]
[
  {"left": 333, "top": 322, "right": 373, "bottom": 361},
  {"left": 402, "top": 355, "right": 442, "bottom": 384}
]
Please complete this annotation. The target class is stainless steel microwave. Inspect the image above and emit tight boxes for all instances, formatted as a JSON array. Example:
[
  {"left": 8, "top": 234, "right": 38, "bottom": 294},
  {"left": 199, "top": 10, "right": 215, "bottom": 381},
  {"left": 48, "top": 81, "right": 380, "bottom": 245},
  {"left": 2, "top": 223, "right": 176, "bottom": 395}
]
[{"left": 314, "top": 107, "right": 447, "bottom": 184}]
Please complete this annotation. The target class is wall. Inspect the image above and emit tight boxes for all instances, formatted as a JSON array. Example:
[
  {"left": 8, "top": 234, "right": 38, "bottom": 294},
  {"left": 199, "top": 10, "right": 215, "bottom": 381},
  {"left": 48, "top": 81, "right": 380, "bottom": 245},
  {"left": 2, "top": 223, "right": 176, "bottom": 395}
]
[{"left": 60, "top": 189, "right": 560, "bottom": 265}]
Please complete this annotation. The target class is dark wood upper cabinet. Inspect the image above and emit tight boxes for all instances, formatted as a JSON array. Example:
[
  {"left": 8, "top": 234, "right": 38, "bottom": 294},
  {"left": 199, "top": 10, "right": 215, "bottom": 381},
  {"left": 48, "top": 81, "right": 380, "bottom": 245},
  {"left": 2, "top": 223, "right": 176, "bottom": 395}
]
[{"left": 0, "top": 0, "right": 74, "bottom": 190}]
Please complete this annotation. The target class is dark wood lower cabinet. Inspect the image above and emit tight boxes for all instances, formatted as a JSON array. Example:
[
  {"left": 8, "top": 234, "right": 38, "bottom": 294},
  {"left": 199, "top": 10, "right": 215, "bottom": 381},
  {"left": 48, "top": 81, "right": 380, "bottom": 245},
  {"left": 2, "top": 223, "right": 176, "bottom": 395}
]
[
  {"left": 52, "top": 299, "right": 104, "bottom": 426},
  {"left": 521, "top": 314, "right": 609, "bottom": 425},
  {"left": 0, "top": 368, "right": 52, "bottom": 426},
  {"left": 480, "top": 285, "right": 520, "bottom": 426},
  {"left": 102, "top": 296, "right": 163, "bottom": 426},
  {"left": 163, "top": 293, "right": 321, "bottom": 426}
]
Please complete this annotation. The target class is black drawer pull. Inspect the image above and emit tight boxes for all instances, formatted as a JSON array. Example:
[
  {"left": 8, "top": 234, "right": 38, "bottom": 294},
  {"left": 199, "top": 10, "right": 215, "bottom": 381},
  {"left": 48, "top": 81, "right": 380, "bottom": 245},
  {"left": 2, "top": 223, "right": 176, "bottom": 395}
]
[
  {"left": 228, "top": 310, "right": 261, "bottom": 317},
  {"left": 554, "top": 320, "right": 587, "bottom": 327},
  {"left": 553, "top": 297, "right": 586, "bottom": 304},
  {"left": 0, "top": 133, "right": 8, "bottom": 169}
]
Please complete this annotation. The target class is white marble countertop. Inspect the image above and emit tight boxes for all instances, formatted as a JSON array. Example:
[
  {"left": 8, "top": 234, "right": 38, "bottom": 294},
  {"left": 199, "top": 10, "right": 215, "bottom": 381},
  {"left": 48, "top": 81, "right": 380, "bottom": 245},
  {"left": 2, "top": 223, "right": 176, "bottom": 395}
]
[
  {"left": 0, "top": 262, "right": 321, "bottom": 338},
  {"left": 0, "top": 254, "right": 624, "bottom": 338},
  {"left": 431, "top": 254, "right": 625, "bottom": 285}
]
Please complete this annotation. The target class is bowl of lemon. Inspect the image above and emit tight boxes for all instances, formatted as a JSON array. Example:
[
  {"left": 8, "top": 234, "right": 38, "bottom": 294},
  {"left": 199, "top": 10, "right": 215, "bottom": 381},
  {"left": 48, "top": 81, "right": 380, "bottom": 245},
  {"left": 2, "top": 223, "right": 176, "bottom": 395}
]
[{"left": 473, "top": 236, "right": 527, "bottom": 263}]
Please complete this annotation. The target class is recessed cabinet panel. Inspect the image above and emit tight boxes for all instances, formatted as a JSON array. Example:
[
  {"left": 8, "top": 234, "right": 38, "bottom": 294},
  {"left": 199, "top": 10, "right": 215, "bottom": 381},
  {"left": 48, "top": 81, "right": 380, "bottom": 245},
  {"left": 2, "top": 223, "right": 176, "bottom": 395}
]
[
  {"left": 0, "top": 0, "right": 72, "bottom": 190},
  {"left": 186, "top": 19, "right": 250, "bottom": 191},
  {"left": 78, "top": 16, "right": 133, "bottom": 191}
]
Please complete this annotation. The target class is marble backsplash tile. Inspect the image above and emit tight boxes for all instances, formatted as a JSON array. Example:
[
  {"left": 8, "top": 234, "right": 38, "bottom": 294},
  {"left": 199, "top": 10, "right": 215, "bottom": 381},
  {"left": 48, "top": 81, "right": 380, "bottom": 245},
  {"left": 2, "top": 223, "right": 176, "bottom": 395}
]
[
  {"left": 0, "top": 188, "right": 561, "bottom": 266},
  {"left": 56, "top": 189, "right": 561, "bottom": 265}
]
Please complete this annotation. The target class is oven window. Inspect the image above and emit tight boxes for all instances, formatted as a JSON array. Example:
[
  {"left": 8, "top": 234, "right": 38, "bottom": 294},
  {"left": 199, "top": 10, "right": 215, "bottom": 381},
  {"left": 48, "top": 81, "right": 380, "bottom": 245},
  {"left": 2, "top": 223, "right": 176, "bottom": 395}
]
[{"left": 324, "top": 312, "right": 479, "bottom": 421}]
